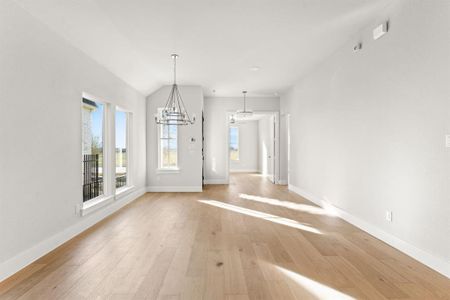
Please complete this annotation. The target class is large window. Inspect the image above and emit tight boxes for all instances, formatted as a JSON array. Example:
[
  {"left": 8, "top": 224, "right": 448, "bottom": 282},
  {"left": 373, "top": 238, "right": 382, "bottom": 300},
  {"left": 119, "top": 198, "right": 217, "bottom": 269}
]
[
  {"left": 115, "top": 110, "right": 128, "bottom": 189},
  {"left": 159, "top": 122, "right": 178, "bottom": 169},
  {"left": 229, "top": 126, "right": 239, "bottom": 161},
  {"left": 82, "top": 98, "right": 104, "bottom": 202}
]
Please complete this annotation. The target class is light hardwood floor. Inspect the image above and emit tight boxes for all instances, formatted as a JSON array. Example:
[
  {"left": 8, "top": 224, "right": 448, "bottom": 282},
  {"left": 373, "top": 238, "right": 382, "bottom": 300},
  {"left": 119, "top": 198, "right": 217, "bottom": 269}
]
[{"left": 1, "top": 173, "right": 449, "bottom": 299}]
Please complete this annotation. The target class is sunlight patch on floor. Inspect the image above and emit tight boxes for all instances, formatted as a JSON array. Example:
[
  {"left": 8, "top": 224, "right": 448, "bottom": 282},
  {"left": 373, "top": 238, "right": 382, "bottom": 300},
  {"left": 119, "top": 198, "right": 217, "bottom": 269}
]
[
  {"left": 275, "top": 265, "right": 355, "bottom": 300},
  {"left": 239, "top": 193, "right": 337, "bottom": 216},
  {"left": 198, "top": 200, "right": 322, "bottom": 235}
]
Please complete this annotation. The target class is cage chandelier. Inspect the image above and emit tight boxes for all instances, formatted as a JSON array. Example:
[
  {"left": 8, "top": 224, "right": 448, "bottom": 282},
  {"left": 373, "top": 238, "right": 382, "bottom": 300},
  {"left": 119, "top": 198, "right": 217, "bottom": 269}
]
[
  {"left": 155, "top": 54, "right": 195, "bottom": 125},
  {"left": 236, "top": 90, "right": 253, "bottom": 117}
]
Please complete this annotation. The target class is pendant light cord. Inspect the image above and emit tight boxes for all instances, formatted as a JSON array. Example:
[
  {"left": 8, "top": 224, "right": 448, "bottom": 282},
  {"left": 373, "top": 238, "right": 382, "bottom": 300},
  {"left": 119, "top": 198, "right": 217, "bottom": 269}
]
[{"left": 172, "top": 54, "right": 177, "bottom": 84}]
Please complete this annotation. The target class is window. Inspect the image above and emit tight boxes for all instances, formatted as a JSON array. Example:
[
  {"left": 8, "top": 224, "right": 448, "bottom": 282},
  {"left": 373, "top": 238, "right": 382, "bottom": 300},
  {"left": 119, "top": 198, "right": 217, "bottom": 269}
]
[
  {"left": 229, "top": 126, "right": 239, "bottom": 161},
  {"left": 115, "top": 110, "right": 129, "bottom": 189},
  {"left": 82, "top": 98, "right": 104, "bottom": 202},
  {"left": 158, "top": 113, "right": 178, "bottom": 169}
]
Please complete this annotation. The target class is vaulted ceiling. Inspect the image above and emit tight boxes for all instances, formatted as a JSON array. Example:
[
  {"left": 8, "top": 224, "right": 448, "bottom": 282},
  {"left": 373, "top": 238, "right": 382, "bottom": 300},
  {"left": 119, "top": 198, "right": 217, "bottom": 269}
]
[{"left": 16, "top": 0, "right": 394, "bottom": 97}]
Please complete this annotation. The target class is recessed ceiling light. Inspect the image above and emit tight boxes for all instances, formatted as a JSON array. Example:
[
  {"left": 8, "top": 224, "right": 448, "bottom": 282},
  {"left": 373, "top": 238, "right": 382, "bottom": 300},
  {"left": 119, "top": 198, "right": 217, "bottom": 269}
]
[{"left": 249, "top": 66, "right": 260, "bottom": 71}]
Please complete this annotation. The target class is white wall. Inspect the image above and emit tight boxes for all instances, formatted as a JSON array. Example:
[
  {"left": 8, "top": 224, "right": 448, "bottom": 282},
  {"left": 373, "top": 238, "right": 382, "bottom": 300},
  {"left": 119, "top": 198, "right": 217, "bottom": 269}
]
[
  {"left": 230, "top": 121, "right": 259, "bottom": 172},
  {"left": 0, "top": 0, "right": 147, "bottom": 280},
  {"left": 204, "top": 97, "right": 279, "bottom": 184},
  {"left": 281, "top": 0, "right": 450, "bottom": 276},
  {"left": 146, "top": 86, "right": 203, "bottom": 191},
  {"left": 279, "top": 114, "right": 289, "bottom": 185}
]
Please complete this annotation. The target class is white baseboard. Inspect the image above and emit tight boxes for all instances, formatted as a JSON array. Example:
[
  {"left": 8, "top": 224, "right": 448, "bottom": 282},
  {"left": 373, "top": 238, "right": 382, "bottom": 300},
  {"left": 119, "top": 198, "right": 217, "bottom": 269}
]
[
  {"left": 204, "top": 179, "right": 229, "bottom": 185},
  {"left": 288, "top": 184, "right": 450, "bottom": 279},
  {"left": 229, "top": 169, "right": 259, "bottom": 173},
  {"left": 146, "top": 186, "right": 203, "bottom": 192},
  {"left": 278, "top": 179, "right": 288, "bottom": 185},
  {"left": 0, "top": 187, "right": 146, "bottom": 282}
]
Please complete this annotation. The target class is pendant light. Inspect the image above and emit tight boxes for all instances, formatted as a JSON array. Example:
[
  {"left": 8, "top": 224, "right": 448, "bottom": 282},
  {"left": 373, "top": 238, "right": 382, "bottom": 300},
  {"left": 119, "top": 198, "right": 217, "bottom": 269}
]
[
  {"left": 155, "top": 54, "right": 195, "bottom": 125},
  {"left": 236, "top": 90, "right": 253, "bottom": 118}
]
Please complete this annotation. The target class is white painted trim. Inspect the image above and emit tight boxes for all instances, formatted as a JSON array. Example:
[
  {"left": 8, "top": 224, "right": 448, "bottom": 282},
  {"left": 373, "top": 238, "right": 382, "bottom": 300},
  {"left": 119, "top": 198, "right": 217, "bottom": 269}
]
[
  {"left": 204, "top": 179, "right": 229, "bottom": 185},
  {"left": 288, "top": 184, "right": 450, "bottom": 279},
  {"left": 157, "top": 110, "right": 179, "bottom": 170},
  {"left": 115, "top": 185, "right": 135, "bottom": 199},
  {"left": 80, "top": 195, "right": 114, "bottom": 216},
  {"left": 156, "top": 168, "right": 181, "bottom": 174},
  {"left": 146, "top": 186, "right": 202, "bottom": 192},
  {"left": 229, "top": 169, "right": 259, "bottom": 173},
  {"left": 0, "top": 187, "right": 146, "bottom": 282},
  {"left": 225, "top": 110, "right": 281, "bottom": 185}
]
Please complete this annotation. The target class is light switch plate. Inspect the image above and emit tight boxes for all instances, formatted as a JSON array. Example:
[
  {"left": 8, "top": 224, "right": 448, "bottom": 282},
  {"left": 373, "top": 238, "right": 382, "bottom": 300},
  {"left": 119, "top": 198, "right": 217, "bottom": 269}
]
[{"left": 386, "top": 211, "right": 392, "bottom": 222}]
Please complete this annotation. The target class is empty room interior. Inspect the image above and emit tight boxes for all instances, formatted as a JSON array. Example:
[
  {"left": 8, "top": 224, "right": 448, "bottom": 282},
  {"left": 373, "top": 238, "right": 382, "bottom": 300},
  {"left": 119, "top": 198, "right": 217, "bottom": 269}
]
[{"left": 1, "top": 0, "right": 450, "bottom": 299}]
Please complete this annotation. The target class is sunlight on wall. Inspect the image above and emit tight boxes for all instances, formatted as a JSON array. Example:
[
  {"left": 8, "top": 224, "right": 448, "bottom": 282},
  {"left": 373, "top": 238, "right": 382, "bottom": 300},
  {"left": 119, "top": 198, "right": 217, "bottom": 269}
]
[
  {"left": 198, "top": 200, "right": 322, "bottom": 234},
  {"left": 275, "top": 265, "right": 355, "bottom": 300},
  {"left": 239, "top": 193, "right": 337, "bottom": 216}
]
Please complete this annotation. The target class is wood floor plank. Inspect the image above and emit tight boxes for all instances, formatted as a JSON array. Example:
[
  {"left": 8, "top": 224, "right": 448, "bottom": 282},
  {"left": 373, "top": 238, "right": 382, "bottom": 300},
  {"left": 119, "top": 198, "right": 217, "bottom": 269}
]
[
  {"left": 1, "top": 173, "right": 449, "bottom": 299},
  {"left": 133, "top": 247, "right": 177, "bottom": 300}
]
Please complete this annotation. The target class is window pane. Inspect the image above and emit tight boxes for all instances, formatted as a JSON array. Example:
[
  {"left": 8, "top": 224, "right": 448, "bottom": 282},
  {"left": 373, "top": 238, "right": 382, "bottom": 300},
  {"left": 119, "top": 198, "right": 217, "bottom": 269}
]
[
  {"left": 229, "top": 127, "right": 239, "bottom": 161},
  {"left": 162, "top": 124, "right": 169, "bottom": 138},
  {"left": 82, "top": 98, "right": 104, "bottom": 201},
  {"left": 161, "top": 139, "right": 169, "bottom": 166},
  {"left": 168, "top": 143, "right": 177, "bottom": 167},
  {"left": 168, "top": 125, "right": 177, "bottom": 139},
  {"left": 115, "top": 110, "right": 127, "bottom": 189},
  {"left": 159, "top": 120, "right": 178, "bottom": 169},
  {"left": 169, "top": 139, "right": 177, "bottom": 151}
]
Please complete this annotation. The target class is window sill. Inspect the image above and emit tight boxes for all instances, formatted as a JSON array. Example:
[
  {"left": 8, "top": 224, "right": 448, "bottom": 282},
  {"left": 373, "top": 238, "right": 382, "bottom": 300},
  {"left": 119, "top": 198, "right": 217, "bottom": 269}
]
[
  {"left": 80, "top": 186, "right": 136, "bottom": 217},
  {"left": 116, "top": 185, "right": 135, "bottom": 199},
  {"left": 156, "top": 168, "right": 180, "bottom": 174},
  {"left": 80, "top": 195, "right": 114, "bottom": 216}
]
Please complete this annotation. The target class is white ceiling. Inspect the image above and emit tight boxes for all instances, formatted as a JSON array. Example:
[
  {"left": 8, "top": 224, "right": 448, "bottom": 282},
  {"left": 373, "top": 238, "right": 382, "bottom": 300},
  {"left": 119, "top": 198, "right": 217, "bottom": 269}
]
[{"left": 16, "top": 0, "right": 393, "bottom": 97}]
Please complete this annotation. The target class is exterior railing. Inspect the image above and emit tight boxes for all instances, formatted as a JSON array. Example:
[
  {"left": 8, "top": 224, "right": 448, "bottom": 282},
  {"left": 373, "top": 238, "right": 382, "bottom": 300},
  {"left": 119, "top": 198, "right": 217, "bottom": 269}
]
[
  {"left": 116, "top": 175, "right": 127, "bottom": 189},
  {"left": 82, "top": 154, "right": 103, "bottom": 202},
  {"left": 83, "top": 154, "right": 127, "bottom": 202}
]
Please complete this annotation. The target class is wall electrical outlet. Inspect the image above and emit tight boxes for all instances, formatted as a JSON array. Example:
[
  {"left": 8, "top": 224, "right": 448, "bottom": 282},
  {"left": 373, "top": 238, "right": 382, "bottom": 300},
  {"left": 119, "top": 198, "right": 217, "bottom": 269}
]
[{"left": 386, "top": 211, "right": 393, "bottom": 222}]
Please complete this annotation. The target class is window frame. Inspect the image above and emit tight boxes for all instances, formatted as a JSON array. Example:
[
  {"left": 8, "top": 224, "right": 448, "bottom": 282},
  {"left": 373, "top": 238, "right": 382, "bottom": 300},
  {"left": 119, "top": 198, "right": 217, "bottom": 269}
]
[
  {"left": 80, "top": 95, "right": 109, "bottom": 205},
  {"left": 157, "top": 109, "right": 179, "bottom": 171},
  {"left": 115, "top": 107, "right": 132, "bottom": 192},
  {"left": 229, "top": 126, "right": 240, "bottom": 161}
]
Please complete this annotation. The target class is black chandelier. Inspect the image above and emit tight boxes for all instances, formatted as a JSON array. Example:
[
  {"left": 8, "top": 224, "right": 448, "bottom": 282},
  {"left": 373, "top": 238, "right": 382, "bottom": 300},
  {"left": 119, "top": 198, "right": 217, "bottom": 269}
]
[{"left": 155, "top": 54, "right": 195, "bottom": 125}]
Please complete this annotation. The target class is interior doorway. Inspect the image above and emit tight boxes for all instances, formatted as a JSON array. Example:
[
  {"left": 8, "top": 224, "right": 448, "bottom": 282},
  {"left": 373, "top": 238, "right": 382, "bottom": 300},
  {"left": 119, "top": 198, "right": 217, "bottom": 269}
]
[{"left": 225, "top": 111, "right": 279, "bottom": 184}]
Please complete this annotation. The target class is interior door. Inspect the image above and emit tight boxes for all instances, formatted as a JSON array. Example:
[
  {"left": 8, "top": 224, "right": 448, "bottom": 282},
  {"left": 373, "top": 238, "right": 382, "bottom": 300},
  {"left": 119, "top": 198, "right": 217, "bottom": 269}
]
[{"left": 267, "top": 115, "right": 275, "bottom": 184}]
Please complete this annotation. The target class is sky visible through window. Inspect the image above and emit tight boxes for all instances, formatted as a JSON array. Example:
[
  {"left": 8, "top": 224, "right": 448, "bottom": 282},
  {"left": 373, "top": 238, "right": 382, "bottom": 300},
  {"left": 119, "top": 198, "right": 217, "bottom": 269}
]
[
  {"left": 91, "top": 103, "right": 103, "bottom": 151},
  {"left": 91, "top": 107, "right": 127, "bottom": 149},
  {"left": 115, "top": 111, "right": 127, "bottom": 149}
]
